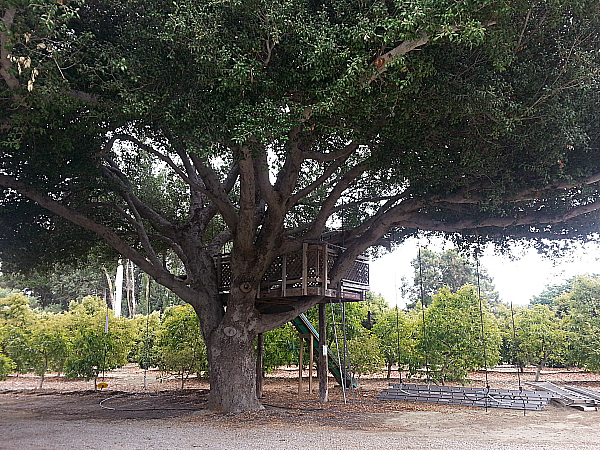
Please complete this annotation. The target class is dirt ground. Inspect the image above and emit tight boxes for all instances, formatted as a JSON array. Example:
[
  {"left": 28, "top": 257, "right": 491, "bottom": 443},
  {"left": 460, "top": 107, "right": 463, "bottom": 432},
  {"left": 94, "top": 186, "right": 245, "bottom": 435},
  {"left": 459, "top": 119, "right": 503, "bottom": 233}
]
[{"left": 1, "top": 365, "right": 599, "bottom": 449}]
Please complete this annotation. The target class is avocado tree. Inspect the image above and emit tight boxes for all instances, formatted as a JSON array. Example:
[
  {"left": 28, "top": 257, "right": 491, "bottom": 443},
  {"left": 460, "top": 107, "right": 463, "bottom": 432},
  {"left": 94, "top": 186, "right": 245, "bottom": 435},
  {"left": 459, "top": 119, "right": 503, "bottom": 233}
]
[
  {"left": 3, "top": 1, "right": 600, "bottom": 412},
  {"left": 0, "top": 293, "right": 36, "bottom": 375},
  {"left": 554, "top": 275, "right": 600, "bottom": 371},
  {"left": 414, "top": 285, "right": 501, "bottom": 384},
  {"left": 514, "top": 304, "right": 566, "bottom": 381},
  {"left": 0, "top": 348, "right": 15, "bottom": 380},
  {"left": 29, "top": 314, "right": 69, "bottom": 387},
  {"left": 157, "top": 305, "right": 207, "bottom": 389},
  {"left": 372, "top": 308, "right": 417, "bottom": 379},
  {"left": 63, "top": 296, "right": 134, "bottom": 388}
]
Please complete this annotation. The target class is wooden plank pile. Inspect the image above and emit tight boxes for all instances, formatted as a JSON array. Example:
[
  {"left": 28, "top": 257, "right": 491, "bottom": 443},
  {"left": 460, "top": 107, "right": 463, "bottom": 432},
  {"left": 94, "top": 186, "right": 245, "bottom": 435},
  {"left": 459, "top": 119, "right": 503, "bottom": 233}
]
[
  {"left": 525, "top": 382, "right": 599, "bottom": 411},
  {"left": 378, "top": 383, "right": 557, "bottom": 411}
]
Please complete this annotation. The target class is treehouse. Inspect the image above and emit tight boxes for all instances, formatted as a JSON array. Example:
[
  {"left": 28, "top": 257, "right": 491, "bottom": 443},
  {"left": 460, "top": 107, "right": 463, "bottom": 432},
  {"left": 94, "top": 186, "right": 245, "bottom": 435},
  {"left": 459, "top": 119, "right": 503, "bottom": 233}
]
[{"left": 216, "top": 243, "right": 369, "bottom": 313}]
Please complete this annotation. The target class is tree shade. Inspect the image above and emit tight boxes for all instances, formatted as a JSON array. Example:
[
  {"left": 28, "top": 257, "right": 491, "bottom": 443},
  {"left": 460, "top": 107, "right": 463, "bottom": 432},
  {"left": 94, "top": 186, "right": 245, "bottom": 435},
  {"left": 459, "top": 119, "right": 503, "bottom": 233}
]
[{"left": 2, "top": 1, "right": 600, "bottom": 412}]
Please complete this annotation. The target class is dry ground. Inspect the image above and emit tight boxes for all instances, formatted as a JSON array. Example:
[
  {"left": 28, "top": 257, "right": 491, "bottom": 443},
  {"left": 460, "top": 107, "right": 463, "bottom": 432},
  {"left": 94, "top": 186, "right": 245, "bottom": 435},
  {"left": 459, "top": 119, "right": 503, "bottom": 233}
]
[{"left": 1, "top": 365, "right": 599, "bottom": 449}]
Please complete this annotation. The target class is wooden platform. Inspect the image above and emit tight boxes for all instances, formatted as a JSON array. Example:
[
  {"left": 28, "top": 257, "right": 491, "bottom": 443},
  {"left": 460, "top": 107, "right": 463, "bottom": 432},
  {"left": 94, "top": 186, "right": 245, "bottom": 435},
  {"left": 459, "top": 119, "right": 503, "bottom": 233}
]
[{"left": 216, "top": 243, "right": 369, "bottom": 311}]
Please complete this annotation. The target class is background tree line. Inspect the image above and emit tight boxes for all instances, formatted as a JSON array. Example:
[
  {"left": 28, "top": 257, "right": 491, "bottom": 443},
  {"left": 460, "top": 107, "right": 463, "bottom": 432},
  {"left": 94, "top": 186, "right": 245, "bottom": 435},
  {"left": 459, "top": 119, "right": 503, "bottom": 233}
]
[
  {"left": 0, "top": 293, "right": 206, "bottom": 388},
  {"left": 2, "top": 249, "right": 600, "bottom": 386}
]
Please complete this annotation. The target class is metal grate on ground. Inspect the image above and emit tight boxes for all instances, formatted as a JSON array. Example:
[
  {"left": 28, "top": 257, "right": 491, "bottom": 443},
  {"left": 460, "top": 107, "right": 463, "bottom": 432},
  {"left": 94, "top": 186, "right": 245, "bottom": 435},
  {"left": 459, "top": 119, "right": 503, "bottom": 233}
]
[
  {"left": 525, "top": 381, "right": 600, "bottom": 411},
  {"left": 378, "top": 383, "right": 557, "bottom": 411}
]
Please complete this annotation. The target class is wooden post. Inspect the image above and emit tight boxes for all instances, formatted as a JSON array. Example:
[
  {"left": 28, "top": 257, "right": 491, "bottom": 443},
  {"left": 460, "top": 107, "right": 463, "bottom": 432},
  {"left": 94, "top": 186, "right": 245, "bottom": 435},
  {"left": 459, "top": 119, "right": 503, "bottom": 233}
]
[
  {"left": 282, "top": 255, "right": 287, "bottom": 297},
  {"left": 298, "top": 333, "right": 313, "bottom": 394},
  {"left": 302, "top": 243, "right": 308, "bottom": 296},
  {"left": 298, "top": 336, "right": 304, "bottom": 394},
  {"left": 322, "top": 244, "right": 328, "bottom": 293},
  {"left": 256, "top": 333, "right": 264, "bottom": 399},
  {"left": 309, "top": 334, "right": 314, "bottom": 393},
  {"left": 319, "top": 302, "right": 328, "bottom": 402}
]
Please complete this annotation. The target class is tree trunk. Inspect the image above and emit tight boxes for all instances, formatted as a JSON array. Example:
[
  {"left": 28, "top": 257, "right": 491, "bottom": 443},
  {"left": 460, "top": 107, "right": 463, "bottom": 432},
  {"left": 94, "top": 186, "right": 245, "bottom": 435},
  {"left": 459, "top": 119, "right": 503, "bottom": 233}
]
[
  {"left": 387, "top": 361, "right": 392, "bottom": 379},
  {"left": 256, "top": 333, "right": 264, "bottom": 399},
  {"left": 207, "top": 323, "right": 262, "bottom": 412},
  {"left": 202, "top": 279, "right": 263, "bottom": 413},
  {"left": 534, "top": 358, "right": 547, "bottom": 382}
]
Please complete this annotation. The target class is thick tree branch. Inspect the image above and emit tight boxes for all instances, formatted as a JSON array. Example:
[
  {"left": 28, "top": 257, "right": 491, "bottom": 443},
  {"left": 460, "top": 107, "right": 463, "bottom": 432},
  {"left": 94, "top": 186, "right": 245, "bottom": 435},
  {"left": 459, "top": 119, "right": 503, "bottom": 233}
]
[
  {"left": 107, "top": 134, "right": 200, "bottom": 190},
  {"left": 300, "top": 140, "right": 359, "bottom": 163},
  {"left": 368, "top": 22, "right": 496, "bottom": 85},
  {"left": 0, "top": 174, "right": 195, "bottom": 299},
  {"left": 394, "top": 201, "right": 600, "bottom": 233},
  {"left": 346, "top": 194, "right": 418, "bottom": 239},
  {"left": 368, "top": 32, "right": 431, "bottom": 85},
  {"left": 304, "top": 162, "right": 369, "bottom": 240},
  {"left": 440, "top": 171, "right": 600, "bottom": 206},
  {"left": 101, "top": 164, "right": 178, "bottom": 238},
  {"left": 272, "top": 127, "right": 306, "bottom": 202},
  {"left": 254, "top": 150, "right": 277, "bottom": 208},
  {"left": 188, "top": 151, "right": 239, "bottom": 231},
  {"left": 121, "top": 190, "right": 163, "bottom": 268},
  {"left": 236, "top": 147, "right": 257, "bottom": 252},
  {"left": 198, "top": 162, "right": 240, "bottom": 228}
]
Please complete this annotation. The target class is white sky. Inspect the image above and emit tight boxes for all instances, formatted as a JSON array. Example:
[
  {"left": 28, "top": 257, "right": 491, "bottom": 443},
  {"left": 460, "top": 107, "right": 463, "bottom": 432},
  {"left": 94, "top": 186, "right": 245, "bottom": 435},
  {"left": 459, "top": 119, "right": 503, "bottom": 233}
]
[{"left": 369, "top": 237, "right": 600, "bottom": 308}]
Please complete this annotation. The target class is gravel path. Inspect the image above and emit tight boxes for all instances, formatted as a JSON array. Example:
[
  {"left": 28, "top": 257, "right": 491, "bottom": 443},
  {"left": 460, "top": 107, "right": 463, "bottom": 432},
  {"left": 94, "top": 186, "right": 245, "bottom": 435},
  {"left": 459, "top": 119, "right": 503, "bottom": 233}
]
[
  {"left": 2, "top": 367, "right": 600, "bottom": 449},
  {"left": 1, "top": 393, "right": 599, "bottom": 450}
]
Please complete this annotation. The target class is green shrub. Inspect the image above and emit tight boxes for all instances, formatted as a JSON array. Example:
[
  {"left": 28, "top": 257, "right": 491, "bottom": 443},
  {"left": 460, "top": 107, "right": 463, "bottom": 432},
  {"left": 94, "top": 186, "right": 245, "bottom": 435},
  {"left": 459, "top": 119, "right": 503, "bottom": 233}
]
[{"left": 0, "top": 348, "right": 16, "bottom": 380}]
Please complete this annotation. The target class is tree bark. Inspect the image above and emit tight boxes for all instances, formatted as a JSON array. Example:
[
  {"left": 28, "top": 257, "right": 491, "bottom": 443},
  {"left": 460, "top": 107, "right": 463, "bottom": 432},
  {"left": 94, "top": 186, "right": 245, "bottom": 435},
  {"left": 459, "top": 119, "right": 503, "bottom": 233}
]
[
  {"left": 207, "top": 324, "right": 263, "bottom": 412},
  {"left": 256, "top": 333, "right": 264, "bottom": 399},
  {"left": 204, "top": 281, "right": 263, "bottom": 412}
]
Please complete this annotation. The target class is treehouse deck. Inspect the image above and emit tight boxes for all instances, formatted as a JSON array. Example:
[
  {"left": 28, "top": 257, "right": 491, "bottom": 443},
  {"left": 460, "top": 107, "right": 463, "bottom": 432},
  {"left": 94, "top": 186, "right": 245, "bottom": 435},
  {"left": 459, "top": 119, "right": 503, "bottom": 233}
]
[{"left": 216, "top": 243, "right": 369, "bottom": 311}]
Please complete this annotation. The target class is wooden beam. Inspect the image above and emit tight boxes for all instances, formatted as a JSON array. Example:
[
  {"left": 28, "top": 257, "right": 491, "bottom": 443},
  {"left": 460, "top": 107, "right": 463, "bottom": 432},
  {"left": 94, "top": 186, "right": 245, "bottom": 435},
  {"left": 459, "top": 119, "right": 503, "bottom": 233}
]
[
  {"left": 309, "top": 334, "right": 313, "bottom": 394},
  {"left": 298, "top": 336, "right": 303, "bottom": 394},
  {"left": 302, "top": 243, "right": 308, "bottom": 296},
  {"left": 282, "top": 254, "right": 287, "bottom": 297}
]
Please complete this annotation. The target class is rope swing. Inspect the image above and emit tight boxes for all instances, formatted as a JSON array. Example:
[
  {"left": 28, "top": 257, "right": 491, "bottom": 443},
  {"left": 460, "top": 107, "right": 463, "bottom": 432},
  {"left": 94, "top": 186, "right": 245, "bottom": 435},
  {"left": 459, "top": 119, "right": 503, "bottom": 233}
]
[
  {"left": 418, "top": 246, "right": 431, "bottom": 384},
  {"left": 510, "top": 300, "right": 527, "bottom": 415},
  {"left": 475, "top": 248, "right": 490, "bottom": 411},
  {"left": 98, "top": 306, "right": 109, "bottom": 390},
  {"left": 394, "top": 271, "right": 402, "bottom": 383}
]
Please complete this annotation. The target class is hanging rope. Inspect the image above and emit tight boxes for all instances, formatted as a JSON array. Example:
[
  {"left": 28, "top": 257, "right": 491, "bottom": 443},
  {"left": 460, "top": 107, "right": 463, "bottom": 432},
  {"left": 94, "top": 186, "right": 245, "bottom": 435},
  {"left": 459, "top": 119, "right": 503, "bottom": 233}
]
[
  {"left": 340, "top": 300, "right": 355, "bottom": 403},
  {"left": 418, "top": 247, "right": 430, "bottom": 384},
  {"left": 99, "top": 306, "right": 109, "bottom": 390},
  {"left": 329, "top": 298, "right": 347, "bottom": 404},
  {"left": 510, "top": 300, "right": 527, "bottom": 416},
  {"left": 475, "top": 250, "right": 490, "bottom": 411},
  {"left": 144, "top": 275, "right": 150, "bottom": 390},
  {"left": 396, "top": 304, "right": 402, "bottom": 383},
  {"left": 394, "top": 272, "right": 402, "bottom": 383},
  {"left": 510, "top": 301, "right": 522, "bottom": 388}
]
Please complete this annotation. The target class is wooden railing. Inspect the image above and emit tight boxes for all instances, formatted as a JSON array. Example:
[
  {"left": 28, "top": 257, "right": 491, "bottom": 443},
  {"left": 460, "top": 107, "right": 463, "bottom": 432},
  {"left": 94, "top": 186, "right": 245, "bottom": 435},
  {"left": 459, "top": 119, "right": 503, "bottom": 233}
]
[{"left": 216, "top": 243, "right": 369, "bottom": 302}]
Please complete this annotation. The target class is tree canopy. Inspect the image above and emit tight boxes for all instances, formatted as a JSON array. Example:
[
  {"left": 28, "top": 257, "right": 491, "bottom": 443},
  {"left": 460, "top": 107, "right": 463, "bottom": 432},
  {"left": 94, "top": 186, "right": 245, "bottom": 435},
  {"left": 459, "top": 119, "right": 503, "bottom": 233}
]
[
  {"left": 3, "top": 0, "right": 600, "bottom": 412},
  {"left": 408, "top": 248, "right": 498, "bottom": 307}
]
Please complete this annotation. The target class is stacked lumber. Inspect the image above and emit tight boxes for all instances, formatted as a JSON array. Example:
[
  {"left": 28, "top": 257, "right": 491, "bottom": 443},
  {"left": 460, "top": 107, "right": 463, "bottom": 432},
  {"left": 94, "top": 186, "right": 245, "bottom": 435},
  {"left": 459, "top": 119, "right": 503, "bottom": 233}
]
[
  {"left": 525, "top": 382, "right": 599, "bottom": 411},
  {"left": 378, "top": 383, "right": 556, "bottom": 411}
]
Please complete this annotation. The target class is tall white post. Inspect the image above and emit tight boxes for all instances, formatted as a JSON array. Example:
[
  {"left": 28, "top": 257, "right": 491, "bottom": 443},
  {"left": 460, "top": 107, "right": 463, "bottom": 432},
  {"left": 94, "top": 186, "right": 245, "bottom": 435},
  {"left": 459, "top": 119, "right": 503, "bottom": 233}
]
[{"left": 114, "top": 260, "right": 124, "bottom": 317}]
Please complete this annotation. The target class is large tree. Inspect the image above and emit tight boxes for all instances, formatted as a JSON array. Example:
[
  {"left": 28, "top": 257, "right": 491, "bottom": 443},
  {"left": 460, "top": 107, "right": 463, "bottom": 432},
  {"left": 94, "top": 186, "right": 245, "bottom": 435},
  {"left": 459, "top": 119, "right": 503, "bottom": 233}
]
[
  {"left": 408, "top": 248, "right": 498, "bottom": 308},
  {"left": 2, "top": 1, "right": 600, "bottom": 412}
]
